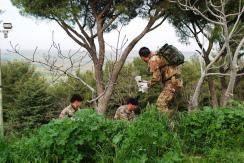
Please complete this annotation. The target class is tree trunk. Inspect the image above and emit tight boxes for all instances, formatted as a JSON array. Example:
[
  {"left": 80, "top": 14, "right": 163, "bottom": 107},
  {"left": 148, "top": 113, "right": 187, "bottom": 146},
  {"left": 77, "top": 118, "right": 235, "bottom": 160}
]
[
  {"left": 206, "top": 72, "right": 218, "bottom": 107},
  {"left": 96, "top": 97, "right": 110, "bottom": 114},
  {"left": 93, "top": 64, "right": 106, "bottom": 112},
  {"left": 188, "top": 72, "right": 206, "bottom": 111},
  {"left": 204, "top": 55, "right": 218, "bottom": 108},
  {"left": 194, "top": 32, "right": 218, "bottom": 107},
  {"left": 219, "top": 80, "right": 228, "bottom": 106},
  {"left": 221, "top": 71, "right": 237, "bottom": 106},
  {"left": 94, "top": 17, "right": 158, "bottom": 114},
  {"left": 94, "top": 64, "right": 105, "bottom": 94},
  {"left": 221, "top": 37, "right": 244, "bottom": 106},
  {"left": 96, "top": 83, "right": 114, "bottom": 114},
  {"left": 219, "top": 67, "right": 228, "bottom": 106}
]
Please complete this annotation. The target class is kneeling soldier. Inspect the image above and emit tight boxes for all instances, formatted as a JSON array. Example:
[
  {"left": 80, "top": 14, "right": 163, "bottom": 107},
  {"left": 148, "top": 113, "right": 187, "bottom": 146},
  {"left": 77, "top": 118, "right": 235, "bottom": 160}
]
[
  {"left": 114, "top": 98, "right": 139, "bottom": 121},
  {"left": 59, "top": 94, "right": 83, "bottom": 118}
]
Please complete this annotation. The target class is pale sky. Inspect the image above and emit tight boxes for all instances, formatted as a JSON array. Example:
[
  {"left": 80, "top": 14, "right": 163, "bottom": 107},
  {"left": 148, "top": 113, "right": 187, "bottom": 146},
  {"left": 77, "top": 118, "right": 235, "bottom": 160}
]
[{"left": 0, "top": 0, "right": 200, "bottom": 53}]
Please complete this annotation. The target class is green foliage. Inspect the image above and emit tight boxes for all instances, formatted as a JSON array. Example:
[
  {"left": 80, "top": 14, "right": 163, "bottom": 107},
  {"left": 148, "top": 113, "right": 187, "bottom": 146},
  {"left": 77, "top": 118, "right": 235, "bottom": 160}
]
[
  {"left": 13, "top": 77, "right": 54, "bottom": 132},
  {"left": 3, "top": 58, "right": 243, "bottom": 136},
  {"left": 6, "top": 109, "right": 128, "bottom": 162},
  {"left": 1, "top": 108, "right": 179, "bottom": 163},
  {"left": 116, "top": 106, "right": 182, "bottom": 162},
  {"left": 168, "top": 0, "right": 243, "bottom": 44},
  {"left": 178, "top": 107, "right": 244, "bottom": 154},
  {"left": 183, "top": 148, "right": 244, "bottom": 163},
  {"left": 2, "top": 61, "right": 35, "bottom": 112},
  {"left": 48, "top": 70, "right": 96, "bottom": 110},
  {"left": 167, "top": 0, "right": 209, "bottom": 44},
  {"left": 1, "top": 106, "right": 243, "bottom": 162},
  {"left": 0, "top": 136, "right": 12, "bottom": 163},
  {"left": 11, "top": 0, "right": 163, "bottom": 32},
  {"left": 2, "top": 61, "right": 56, "bottom": 135}
]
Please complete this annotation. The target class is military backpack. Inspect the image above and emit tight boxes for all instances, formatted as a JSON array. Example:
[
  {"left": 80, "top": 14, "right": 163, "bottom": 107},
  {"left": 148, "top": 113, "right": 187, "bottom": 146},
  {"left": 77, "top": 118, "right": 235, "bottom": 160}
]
[{"left": 157, "top": 43, "right": 184, "bottom": 66}]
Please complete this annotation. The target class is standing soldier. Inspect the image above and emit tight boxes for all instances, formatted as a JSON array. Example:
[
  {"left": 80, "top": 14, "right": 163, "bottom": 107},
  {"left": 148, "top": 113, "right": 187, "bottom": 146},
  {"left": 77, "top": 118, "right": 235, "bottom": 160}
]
[
  {"left": 138, "top": 45, "right": 184, "bottom": 114},
  {"left": 59, "top": 94, "right": 84, "bottom": 118},
  {"left": 114, "top": 98, "right": 139, "bottom": 121}
]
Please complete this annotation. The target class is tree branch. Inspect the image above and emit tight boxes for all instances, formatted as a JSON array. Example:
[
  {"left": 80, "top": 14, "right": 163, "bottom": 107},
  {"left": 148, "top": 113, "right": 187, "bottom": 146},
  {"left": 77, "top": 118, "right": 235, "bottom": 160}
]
[
  {"left": 8, "top": 42, "right": 95, "bottom": 93},
  {"left": 169, "top": 0, "right": 224, "bottom": 25}
]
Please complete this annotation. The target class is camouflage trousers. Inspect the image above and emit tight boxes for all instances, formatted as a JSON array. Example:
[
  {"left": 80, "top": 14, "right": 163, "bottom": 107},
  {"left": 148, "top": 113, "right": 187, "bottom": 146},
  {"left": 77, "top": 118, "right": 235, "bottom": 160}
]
[{"left": 156, "top": 76, "right": 183, "bottom": 113}]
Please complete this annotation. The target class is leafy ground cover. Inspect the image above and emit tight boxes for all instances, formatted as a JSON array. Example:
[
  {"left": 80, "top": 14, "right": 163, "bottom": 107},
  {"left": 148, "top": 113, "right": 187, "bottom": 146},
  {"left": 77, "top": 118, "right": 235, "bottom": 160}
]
[{"left": 0, "top": 103, "right": 243, "bottom": 163}]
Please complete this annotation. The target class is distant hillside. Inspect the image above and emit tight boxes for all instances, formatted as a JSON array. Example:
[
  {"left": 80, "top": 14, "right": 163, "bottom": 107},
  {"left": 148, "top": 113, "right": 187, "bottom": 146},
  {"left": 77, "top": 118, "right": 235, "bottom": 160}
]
[
  {"left": 2, "top": 49, "right": 196, "bottom": 62},
  {"left": 2, "top": 49, "right": 196, "bottom": 80}
]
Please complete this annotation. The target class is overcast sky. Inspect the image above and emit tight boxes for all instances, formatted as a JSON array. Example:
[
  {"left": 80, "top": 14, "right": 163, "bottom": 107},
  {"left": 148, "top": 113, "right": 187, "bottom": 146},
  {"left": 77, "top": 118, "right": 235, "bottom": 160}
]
[{"left": 0, "top": 0, "right": 200, "bottom": 53}]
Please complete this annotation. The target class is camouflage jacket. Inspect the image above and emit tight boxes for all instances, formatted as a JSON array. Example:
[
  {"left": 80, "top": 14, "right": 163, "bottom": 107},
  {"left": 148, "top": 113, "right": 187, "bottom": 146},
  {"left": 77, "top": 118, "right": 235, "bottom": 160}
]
[
  {"left": 114, "top": 105, "right": 135, "bottom": 121},
  {"left": 148, "top": 55, "right": 180, "bottom": 87},
  {"left": 59, "top": 105, "right": 78, "bottom": 118}
]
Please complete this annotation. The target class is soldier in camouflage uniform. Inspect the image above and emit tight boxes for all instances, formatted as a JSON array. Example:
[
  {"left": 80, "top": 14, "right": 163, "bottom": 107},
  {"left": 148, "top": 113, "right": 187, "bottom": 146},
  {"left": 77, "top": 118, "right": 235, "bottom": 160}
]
[
  {"left": 139, "top": 47, "right": 183, "bottom": 113},
  {"left": 114, "top": 98, "right": 139, "bottom": 121},
  {"left": 59, "top": 94, "right": 84, "bottom": 118}
]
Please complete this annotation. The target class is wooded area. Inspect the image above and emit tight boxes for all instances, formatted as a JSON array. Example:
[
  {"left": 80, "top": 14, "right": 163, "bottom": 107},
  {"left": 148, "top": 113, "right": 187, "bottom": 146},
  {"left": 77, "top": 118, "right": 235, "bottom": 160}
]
[{"left": 0, "top": 0, "right": 243, "bottom": 162}]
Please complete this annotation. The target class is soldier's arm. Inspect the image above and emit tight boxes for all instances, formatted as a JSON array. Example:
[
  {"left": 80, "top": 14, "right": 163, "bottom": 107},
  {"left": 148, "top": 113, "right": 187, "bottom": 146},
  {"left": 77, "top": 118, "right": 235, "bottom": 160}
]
[
  {"left": 59, "top": 111, "right": 66, "bottom": 118},
  {"left": 114, "top": 107, "right": 122, "bottom": 119},
  {"left": 59, "top": 109, "right": 69, "bottom": 118},
  {"left": 114, "top": 111, "right": 119, "bottom": 119},
  {"left": 148, "top": 61, "right": 161, "bottom": 87}
]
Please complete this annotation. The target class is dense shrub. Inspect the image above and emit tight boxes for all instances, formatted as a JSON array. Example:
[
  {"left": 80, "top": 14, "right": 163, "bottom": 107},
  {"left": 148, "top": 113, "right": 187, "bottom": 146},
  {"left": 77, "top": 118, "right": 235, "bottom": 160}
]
[
  {"left": 183, "top": 148, "right": 244, "bottom": 163},
  {"left": 177, "top": 107, "right": 244, "bottom": 154},
  {"left": 0, "top": 137, "right": 12, "bottom": 163},
  {"left": 116, "top": 106, "right": 182, "bottom": 162},
  {"left": 0, "top": 106, "right": 243, "bottom": 162},
  {"left": 7, "top": 109, "right": 128, "bottom": 162},
  {"left": 2, "top": 61, "right": 57, "bottom": 135}
]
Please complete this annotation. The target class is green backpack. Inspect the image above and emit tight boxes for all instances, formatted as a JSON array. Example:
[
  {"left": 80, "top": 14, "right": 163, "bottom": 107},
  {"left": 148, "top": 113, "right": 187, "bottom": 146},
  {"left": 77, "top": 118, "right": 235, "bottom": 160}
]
[{"left": 157, "top": 43, "right": 184, "bottom": 66}]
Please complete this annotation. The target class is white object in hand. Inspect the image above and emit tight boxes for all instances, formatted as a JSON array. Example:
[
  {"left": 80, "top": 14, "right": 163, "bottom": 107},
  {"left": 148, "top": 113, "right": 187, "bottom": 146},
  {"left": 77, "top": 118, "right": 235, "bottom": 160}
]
[
  {"left": 135, "top": 76, "right": 142, "bottom": 83},
  {"left": 135, "top": 76, "right": 149, "bottom": 93},
  {"left": 139, "top": 82, "right": 149, "bottom": 93}
]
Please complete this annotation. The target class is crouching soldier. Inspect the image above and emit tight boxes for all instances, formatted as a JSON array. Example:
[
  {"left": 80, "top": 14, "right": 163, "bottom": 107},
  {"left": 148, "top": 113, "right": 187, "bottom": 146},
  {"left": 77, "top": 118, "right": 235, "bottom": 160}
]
[
  {"left": 59, "top": 94, "right": 83, "bottom": 118},
  {"left": 139, "top": 45, "right": 184, "bottom": 114},
  {"left": 114, "top": 98, "right": 139, "bottom": 121}
]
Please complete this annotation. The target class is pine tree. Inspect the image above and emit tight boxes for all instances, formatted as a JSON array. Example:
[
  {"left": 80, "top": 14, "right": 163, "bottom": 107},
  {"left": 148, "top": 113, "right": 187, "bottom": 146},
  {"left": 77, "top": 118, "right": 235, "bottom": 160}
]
[{"left": 2, "top": 61, "right": 55, "bottom": 134}]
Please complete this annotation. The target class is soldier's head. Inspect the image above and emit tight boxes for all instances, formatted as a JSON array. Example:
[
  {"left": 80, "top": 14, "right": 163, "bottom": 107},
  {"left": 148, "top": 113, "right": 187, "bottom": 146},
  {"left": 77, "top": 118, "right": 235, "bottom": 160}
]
[
  {"left": 127, "top": 98, "right": 139, "bottom": 111},
  {"left": 70, "top": 94, "right": 84, "bottom": 110},
  {"left": 139, "top": 47, "right": 151, "bottom": 63}
]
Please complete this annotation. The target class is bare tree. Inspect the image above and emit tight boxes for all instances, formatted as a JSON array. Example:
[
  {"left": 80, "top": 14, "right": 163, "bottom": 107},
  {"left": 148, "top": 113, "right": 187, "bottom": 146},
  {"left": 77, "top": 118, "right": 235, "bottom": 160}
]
[
  {"left": 9, "top": 31, "right": 97, "bottom": 107},
  {"left": 170, "top": 0, "right": 244, "bottom": 110},
  {"left": 9, "top": 27, "right": 129, "bottom": 109},
  {"left": 169, "top": 15, "right": 219, "bottom": 107}
]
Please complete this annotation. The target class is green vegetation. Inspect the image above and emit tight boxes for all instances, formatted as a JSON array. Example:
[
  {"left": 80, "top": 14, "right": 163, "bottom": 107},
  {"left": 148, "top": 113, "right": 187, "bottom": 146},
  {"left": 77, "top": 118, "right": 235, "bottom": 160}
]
[
  {"left": 2, "top": 61, "right": 57, "bottom": 135},
  {"left": 2, "top": 1, "right": 243, "bottom": 162},
  {"left": 0, "top": 105, "right": 243, "bottom": 162},
  {"left": 3, "top": 58, "right": 244, "bottom": 134},
  {"left": 2, "top": 59, "right": 244, "bottom": 162}
]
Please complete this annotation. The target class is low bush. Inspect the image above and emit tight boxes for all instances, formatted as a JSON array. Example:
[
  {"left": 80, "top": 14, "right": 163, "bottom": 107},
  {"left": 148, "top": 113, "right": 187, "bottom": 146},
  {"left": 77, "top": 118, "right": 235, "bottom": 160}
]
[
  {"left": 177, "top": 107, "right": 244, "bottom": 154},
  {"left": 0, "top": 105, "right": 243, "bottom": 162},
  {"left": 183, "top": 148, "right": 244, "bottom": 163},
  {"left": 116, "top": 106, "right": 182, "bottom": 162},
  {"left": 8, "top": 109, "right": 128, "bottom": 162},
  {"left": 0, "top": 136, "right": 12, "bottom": 163}
]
